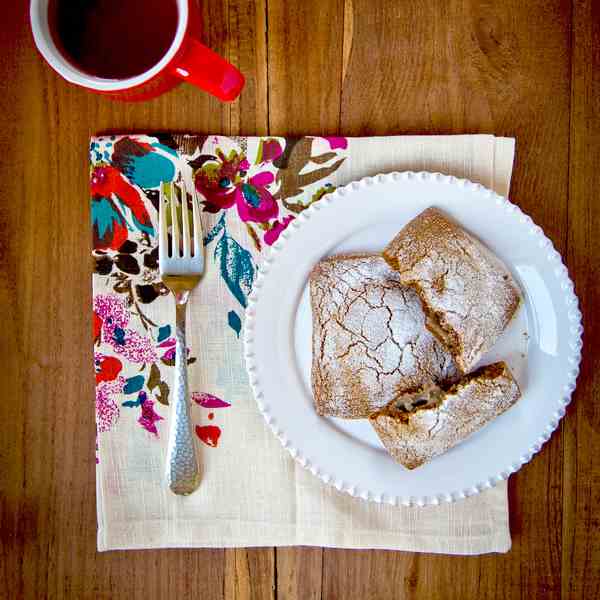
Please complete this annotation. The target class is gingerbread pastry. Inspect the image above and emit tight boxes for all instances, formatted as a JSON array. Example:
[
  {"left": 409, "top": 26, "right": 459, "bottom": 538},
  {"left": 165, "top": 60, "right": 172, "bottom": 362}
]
[
  {"left": 383, "top": 207, "right": 521, "bottom": 372},
  {"left": 369, "top": 361, "right": 521, "bottom": 469},
  {"left": 310, "top": 253, "right": 458, "bottom": 418}
]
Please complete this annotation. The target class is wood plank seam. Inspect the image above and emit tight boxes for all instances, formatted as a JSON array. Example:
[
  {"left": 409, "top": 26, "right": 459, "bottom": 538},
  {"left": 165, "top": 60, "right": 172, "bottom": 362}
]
[
  {"left": 265, "top": 0, "right": 271, "bottom": 135},
  {"left": 562, "top": 2, "right": 575, "bottom": 598},
  {"left": 339, "top": 0, "right": 353, "bottom": 132},
  {"left": 320, "top": 548, "right": 325, "bottom": 600},
  {"left": 274, "top": 547, "right": 278, "bottom": 600}
]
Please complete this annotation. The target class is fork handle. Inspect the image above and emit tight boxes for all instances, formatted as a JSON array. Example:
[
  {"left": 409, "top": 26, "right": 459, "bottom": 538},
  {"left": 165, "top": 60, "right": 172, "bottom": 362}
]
[{"left": 165, "top": 295, "right": 201, "bottom": 495}]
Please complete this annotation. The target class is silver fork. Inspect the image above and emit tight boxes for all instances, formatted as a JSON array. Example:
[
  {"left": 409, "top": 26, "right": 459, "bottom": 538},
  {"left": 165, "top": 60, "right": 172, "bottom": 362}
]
[{"left": 159, "top": 175, "right": 204, "bottom": 495}]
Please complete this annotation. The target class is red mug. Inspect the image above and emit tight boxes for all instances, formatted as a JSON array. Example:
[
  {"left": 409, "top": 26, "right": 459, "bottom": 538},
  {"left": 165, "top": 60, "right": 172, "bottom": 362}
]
[{"left": 30, "top": 0, "right": 245, "bottom": 102}]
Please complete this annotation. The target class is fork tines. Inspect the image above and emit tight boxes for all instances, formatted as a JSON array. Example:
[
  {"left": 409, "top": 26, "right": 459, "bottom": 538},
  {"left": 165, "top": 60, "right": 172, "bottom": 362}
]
[{"left": 159, "top": 178, "right": 204, "bottom": 271}]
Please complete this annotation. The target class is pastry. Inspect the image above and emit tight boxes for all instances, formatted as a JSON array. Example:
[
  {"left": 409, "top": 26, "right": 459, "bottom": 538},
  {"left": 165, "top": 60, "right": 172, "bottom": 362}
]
[
  {"left": 383, "top": 207, "right": 521, "bottom": 372},
  {"left": 310, "top": 253, "right": 458, "bottom": 418},
  {"left": 369, "top": 361, "right": 521, "bottom": 469}
]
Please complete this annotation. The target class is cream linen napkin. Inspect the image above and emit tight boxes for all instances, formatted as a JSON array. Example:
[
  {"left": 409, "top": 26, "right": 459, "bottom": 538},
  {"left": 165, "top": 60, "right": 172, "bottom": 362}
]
[{"left": 92, "top": 134, "right": 514, "bottom": 554}]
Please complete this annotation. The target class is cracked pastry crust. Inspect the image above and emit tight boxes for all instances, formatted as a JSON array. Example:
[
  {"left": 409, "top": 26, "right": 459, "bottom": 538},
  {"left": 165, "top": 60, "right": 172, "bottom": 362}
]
[
  {"left": 383, "top": 207, "right": 521, "bottom": 373},
  {"left": 369, "top": 361, "right": 521, "bottom": 469},
  {"left": 310, "top": 253, "right": 458, "bottom": 418}
]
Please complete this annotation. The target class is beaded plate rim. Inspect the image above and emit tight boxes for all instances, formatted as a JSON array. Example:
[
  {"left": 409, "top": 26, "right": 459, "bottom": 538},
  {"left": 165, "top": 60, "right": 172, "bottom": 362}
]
[{"left": 243, "top": 171, "right": 583, "bottom": 507}]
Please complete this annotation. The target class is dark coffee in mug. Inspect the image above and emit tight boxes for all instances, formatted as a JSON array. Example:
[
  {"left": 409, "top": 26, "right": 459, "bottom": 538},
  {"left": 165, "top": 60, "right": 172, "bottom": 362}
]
[{"left": 48, "top": 0, "right": 179, "bottom": 79}]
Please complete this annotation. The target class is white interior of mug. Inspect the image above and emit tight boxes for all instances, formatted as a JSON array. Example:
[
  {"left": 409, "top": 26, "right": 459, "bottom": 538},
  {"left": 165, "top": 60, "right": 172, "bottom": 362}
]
[{"left": 30, "top": 0, "right": 188, "bottom": 91}]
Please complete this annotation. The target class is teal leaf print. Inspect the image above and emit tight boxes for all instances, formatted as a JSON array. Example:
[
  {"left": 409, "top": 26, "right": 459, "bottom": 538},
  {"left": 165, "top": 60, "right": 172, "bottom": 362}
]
[
  {"left": 112, "top": 327, "right": 126, "bottom": 346},
  {"left": 92, "top": 196, "right": 126, "bottom": 241},
  {"left": 126, "top": 152, "right": 175, "bottom": 188},
  {"left": 214, "top": 230, "right": 255, "bottom": 308},
  {"left": 157, "top": 325, "right": 171, "bottom": 342},
  {"left": 122, "top": 390, "right": 146, "bottom": 408},
  {"left": 122, "top": 398, "right": 141, "bottom": 408},
  {"left": 204, "top": 212, "right": 226, "bottom": 246},
  {"left": 241, "top": 183, "right": 260, "bottom": 207},
  {"left": 228, "top": 310, "right": 242, "bottom": 337},
  {"left": 112, "top": 137, "right": 175, "bottom": 188},
  {"left": 124, "top": 375, "right": 145, "bottom": 394},
  {"left": 151, "top": 142, "right": 179, "bottom": 157}
]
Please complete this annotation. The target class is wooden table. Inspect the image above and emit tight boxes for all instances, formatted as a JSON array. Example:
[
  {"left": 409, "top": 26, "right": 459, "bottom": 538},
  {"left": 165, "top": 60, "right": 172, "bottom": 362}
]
[{"left": 1, "top": 1, "right": 598, "bottom": 598}]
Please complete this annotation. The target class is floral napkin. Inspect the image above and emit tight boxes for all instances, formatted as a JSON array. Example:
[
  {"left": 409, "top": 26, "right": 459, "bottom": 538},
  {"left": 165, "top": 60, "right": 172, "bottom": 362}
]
[{"left": 92, "top": 133, "right": 515, "bottom": 553}]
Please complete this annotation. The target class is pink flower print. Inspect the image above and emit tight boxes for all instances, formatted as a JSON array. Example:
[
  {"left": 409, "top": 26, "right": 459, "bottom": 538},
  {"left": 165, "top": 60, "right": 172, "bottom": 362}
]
[
  {"left": 235, "top": 172, "right": 278, "bottom": 223},
  {"left": 95, "top": 294, "right": 157, "bottom": 363},
  {"left": 256, "top": 138, "right": 283, "bottom": 164},
  {"left": 192, "top": 392, "right": 231, "bottom": 408},
  {"left": 158, "top": 338, "right": 176, "bottom": 360},
  {"left": 93, "top": 294, "right": 129, "bottom": 335},
  {"left": 264, "top": 215, "right": 295, "bottom": 246},
  {"left": 157, "top": 337, "right": 194, "bottom": 363},
  {"left": 194, "top": 149, "right": 242, "bottom": 213},
  {"left": 138, "top": 398, "right": 163, "bottom": 436},
  {"left": 194, "top": 149, "right": 279, "bottom": 223},
  {"left": 158, "top": 337, "right": 176, "bottom": 361},
  {"left": 96, "top": 376, "right": 125, "bottom": 433},
  {"left": 109, "top": 328, "right": 158, "bottom": 364},
  {"left": 321, "top": 136, "right": 348, "bottom": 150}
]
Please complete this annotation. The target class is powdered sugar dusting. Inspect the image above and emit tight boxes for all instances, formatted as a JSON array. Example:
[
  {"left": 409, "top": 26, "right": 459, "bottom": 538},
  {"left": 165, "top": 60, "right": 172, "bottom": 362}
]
[
  {"left": 371, "top": 363, "right": 521, "bottom": 469},
  {"left": 310, "top": 254, "right": 458, "bottom": 418},
  {"left": 384, "top": 208, "right": 521, "bottom": 371}
]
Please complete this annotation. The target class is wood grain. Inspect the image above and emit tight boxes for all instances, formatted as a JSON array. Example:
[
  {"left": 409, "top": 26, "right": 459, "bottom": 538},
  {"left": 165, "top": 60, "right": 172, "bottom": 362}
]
[
  {"left": 329, "top": 0, "right": 572, "bottom": 596},
  {"left": 226, "top": 0, "right": 269, "bottom": 135},
  {"left": 224, "top": 548, "right": 275, "bottom": 600},
  {"left": 1, "top": 0, "right": 598, "bottom": 598},
  {"left": 267, "top": 0, "right": 345, "bottom": 135},
  {"left": 276, "top": 548, "right": 323, "bottom": 600},
  {"left": 563, "top": 1, "right": 600, "bottom": 599},
  {"left": 0, "top": 1, "right": 243, "bottom": 599}
]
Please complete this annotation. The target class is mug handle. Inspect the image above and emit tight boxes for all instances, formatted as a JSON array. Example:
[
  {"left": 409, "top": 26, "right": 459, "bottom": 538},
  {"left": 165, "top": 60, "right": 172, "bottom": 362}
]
[{"left": 171, "top": 37, "right": 245, "bottom": 102}]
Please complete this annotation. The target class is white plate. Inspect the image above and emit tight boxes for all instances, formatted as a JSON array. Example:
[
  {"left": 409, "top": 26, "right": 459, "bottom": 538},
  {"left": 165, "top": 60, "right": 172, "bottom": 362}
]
[{"left": 243, "top": 172, "right": 582, "bottom": 506}]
